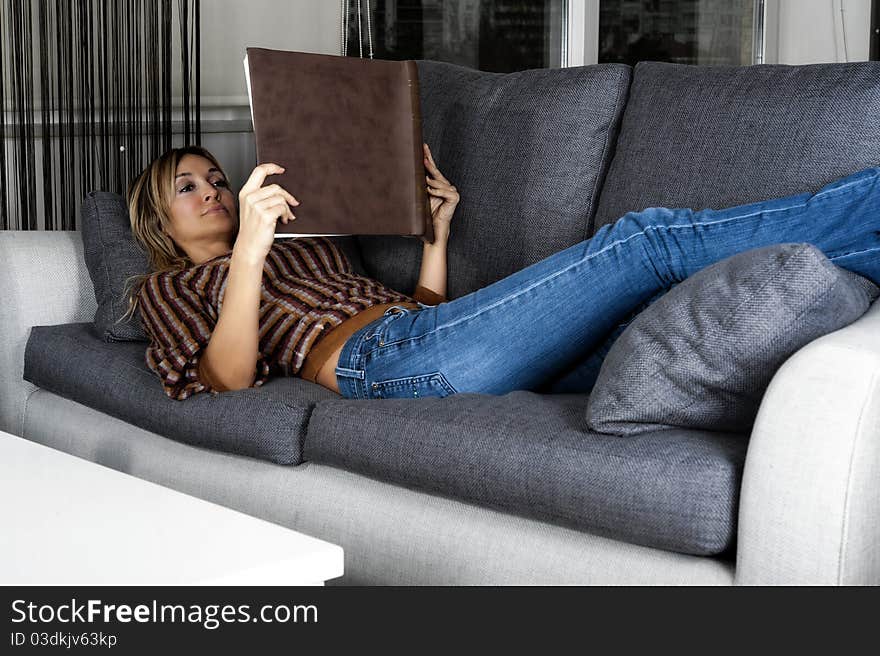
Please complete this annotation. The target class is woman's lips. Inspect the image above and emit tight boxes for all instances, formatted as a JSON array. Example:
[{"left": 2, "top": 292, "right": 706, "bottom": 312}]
[{"left": 204, "top": 206, "right": 228, "bottom": 215}]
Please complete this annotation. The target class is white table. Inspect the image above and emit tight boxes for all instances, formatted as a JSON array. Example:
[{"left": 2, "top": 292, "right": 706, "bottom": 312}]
[{"left": 0, "top": 431, "right": 343, "bottom": 585}]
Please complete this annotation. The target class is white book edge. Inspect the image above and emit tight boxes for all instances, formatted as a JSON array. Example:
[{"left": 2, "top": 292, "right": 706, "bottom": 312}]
[
  {"left": 274, "top": 233, "right": 346, "bottom": 238},
  {"left": 243, "top": 54, "right": 254, "bottom": 129}
]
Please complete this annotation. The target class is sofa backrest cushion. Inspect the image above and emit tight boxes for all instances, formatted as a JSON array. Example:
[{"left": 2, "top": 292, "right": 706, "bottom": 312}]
[
  {"left": 81, "top": 191, "right": 151, "bottom": 342},
  {"left": 357, "top": 59, "right": 632, "bottom": 300},
  {"left": 585, "top": 243, "right": 880, "bottom": 436},
  {"left": 593, "top": 61, "right": 880, "bottom": 231}
]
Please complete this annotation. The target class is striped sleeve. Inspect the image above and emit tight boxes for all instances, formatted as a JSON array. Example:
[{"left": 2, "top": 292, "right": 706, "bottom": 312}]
[
  {"left": 272, "top": 238, "right": 351, "bottom": 278},
  {"left": 138, "top": 271, "right": 269, "bottom": 400}
]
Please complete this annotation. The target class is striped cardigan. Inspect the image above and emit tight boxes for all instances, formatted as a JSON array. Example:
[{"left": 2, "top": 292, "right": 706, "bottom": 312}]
[{"left": 138, "top": 237, "right": 421, "bottom": 400}]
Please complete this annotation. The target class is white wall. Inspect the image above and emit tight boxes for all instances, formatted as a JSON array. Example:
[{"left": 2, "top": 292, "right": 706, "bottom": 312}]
[
  {"left": 198, "top": 0, "right": 340, "bottom": 104},
  {"left": 770, "top": 0, "right": 872, "bottom": 64},
  {"left": 197, "top": 0, "right": 340, "bottom": 190}
]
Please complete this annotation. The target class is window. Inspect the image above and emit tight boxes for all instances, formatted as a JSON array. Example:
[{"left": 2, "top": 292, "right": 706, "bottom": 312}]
[
  {"left": 343, "top": 0, "right": 568, "bottom": 73},
  {"left": 341, "top": 1, "right": 767, "bottom": 71},
  {"left": 598, "top": 0, "right": 759, "bottom": 66}
]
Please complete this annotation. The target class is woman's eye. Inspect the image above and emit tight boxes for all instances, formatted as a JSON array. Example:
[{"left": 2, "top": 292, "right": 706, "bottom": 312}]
[{"left": 177, "top": 179, "right": 227, "bottom": 193}]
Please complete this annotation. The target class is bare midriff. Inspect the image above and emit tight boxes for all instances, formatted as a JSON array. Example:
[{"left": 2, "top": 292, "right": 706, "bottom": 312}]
[
  {"left": 299, "top": 301, "right": 422, "bottom": 396},
  {"left": 315, "top": 344, "right": 343, "bottom": 393}
]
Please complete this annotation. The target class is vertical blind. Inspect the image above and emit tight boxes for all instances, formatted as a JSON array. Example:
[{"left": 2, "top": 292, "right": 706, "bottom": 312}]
[{"left": 0, "top": 0, "right": 200, "bottom": 230}]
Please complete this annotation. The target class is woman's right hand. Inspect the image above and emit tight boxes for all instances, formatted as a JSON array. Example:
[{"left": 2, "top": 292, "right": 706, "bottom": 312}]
[{"left": 234, "top": 163, "right": 299, "bottom": 264}]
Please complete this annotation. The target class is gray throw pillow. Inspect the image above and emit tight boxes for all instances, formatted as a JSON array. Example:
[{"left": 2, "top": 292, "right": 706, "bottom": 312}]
[
  {"left": 80, "top": 191, "right": 150, "bottom": 342},
  {"left": 586, "top": 243, "right": 879, "bottom": 436}
]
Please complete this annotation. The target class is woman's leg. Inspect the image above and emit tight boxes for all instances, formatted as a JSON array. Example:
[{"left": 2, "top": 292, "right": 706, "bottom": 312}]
[
  {"left": 336, "top": 167, "right": 880, "bottom": 399},
  {"left": 540, "top": 287, "right": 669, "bottom": 394}
]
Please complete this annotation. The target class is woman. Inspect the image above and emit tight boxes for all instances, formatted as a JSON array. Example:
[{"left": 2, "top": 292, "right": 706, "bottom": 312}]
[{"left": 128, "top": 145, "right": 880, "bottom": 401}]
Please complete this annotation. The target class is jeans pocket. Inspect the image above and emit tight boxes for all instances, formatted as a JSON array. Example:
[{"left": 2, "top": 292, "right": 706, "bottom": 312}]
[
  {"left": 363, "top": 309, "right": 407, "bottom": 343},
  {"left": 370, "top": 372, "right": 457, "bottom": 399}
]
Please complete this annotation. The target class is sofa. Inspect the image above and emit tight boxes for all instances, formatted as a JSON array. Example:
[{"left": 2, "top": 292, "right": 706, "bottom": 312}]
[{"left": 3, "top": 60, "right": 880, "bottom": 585}]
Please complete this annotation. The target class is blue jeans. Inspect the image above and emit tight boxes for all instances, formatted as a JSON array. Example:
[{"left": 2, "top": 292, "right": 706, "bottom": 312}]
[{"left": 335, "top": 167, "right": 880, "bottom": 399}]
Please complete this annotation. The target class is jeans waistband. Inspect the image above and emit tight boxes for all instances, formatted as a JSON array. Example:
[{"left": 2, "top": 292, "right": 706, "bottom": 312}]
[{"left": 334, "top": 305, "right": 414, "bottom": 399}]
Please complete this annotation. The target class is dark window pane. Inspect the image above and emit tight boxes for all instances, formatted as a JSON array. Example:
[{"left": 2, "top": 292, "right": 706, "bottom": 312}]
[
  {"left": 599, "top": 0, "right": 756, "bottom": 66},
  {"left": 345, "top": 0, "right": 566, "bottom": 73}
]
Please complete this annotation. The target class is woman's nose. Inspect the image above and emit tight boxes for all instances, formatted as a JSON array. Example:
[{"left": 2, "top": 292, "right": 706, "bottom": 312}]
[{"left": 204, "top": 187, "right": 219, "bottom": 201}]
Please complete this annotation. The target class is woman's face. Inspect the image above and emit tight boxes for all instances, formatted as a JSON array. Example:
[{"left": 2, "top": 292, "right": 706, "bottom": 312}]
[{"left": 166, "top": 154, "right": 238, "bottom": 261}]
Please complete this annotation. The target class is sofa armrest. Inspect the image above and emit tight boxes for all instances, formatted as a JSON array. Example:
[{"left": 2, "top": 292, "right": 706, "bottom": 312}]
[
  {"left": 736, "top": 300, "right": 880, "bottom": 585},
  {"left": 0, "top": 231, "right": 97, "bottom": 436}
]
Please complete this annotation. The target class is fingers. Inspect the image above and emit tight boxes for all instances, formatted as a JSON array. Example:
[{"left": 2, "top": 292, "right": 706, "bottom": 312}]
[
  {"left": 426, "top": 176, "right": 455, "bottom": 191},
  {"left": 426, "top": 186, "right": 459, "bottom": 203},
  {"left": 426, "top": 174, "right": 458, "bottom": 205},
  {"left": 253, "top": 196, "right": 295, "bottom": 223},
  {"left": 241, "top": 163, "right": 285, "bottom": 196},
  {"left": 246, "top": 183, "right": 299, "bottom": 207},
  {"left": 423, "top": 144, "right": 450, "bottom": 183},
  {"left": 240, "top": 164, "right": 300, "bottom": 222}
]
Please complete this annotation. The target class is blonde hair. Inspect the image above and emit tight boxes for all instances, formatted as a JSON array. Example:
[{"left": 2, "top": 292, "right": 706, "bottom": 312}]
[{"left": 121, "top": 145, "right": 232, "bottom": 323}]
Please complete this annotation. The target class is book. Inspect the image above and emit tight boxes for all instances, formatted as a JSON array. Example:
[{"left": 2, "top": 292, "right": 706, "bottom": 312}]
[{"left": 243, "top": 48, "right": 433, "bottom": 242}]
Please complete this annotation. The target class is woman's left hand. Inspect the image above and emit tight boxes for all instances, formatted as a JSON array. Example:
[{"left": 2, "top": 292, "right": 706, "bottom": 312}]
[{"left": 423, "top": 143, "right": 459, "bottom": 240}]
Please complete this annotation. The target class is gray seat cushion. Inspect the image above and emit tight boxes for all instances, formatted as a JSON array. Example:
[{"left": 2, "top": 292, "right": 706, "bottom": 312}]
[
  {"left": 594, "top": 61, "right": 880, "bottom": 231},
  {"left": 358, "top": 59, "right": 632, "bottom": 300},
  {"left": 304, "top": 391, "right": 747, "bottom": 556},
  {"left": 24, "top": 322, "right": 338, "bottom": 464},
  {"left": 586, "top": 244, "right": 879, "bottom": 436}
]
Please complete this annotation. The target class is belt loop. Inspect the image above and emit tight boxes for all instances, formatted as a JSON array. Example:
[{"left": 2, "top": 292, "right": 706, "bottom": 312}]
[{"left": 334, "top": 366, "right": 365, "bottom": 380}]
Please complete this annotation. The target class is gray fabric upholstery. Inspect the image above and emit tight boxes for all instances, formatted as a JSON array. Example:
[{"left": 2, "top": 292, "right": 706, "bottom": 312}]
[
  {"left": 358, "top": 59, "right": 631, "bottom": 300},
  {"left": 736, "top": 300, "right": 880, "bottom": 585},
  {"left": 304, "top": 391, "right": 747, "bottom": 556},
  {"left": 0, "top": 231, "right": 97, "bottom": 438},
  {"left": 594, "top": 61, "right": 880, "bottom": 231},
  {"left": 23, "top": 322, "right": 339, "bottom": 464},
  {"left": 586, "top": 244, "right": 879, "bottom": 436},
  {"left": 79, "top": 191, "right": 370, "bottom": 343},
  {"left": 22, "top": 390, "right": 735, "bottom": 585},
  {"left": 80, "top": 191, "right": 150, "bottom": 342}
]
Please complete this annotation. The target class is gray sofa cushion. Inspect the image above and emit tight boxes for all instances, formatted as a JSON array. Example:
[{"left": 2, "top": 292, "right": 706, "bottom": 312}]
[
  {"left": 358, "top": 59, "right": 631, "bottom": 300},
  {"left": 80, "top": 191, "right": 151, "bottom": 342},
  {"left": 594, "top": 61, "right": 880, "bottom": 231},
  {"left": 586, "top": 244, "right": 879, "bottom": 436},
  {"left": 23, "top": 322, "right": 339, "bottom": 464},
  {"left": 304, "top": 391, "right": 747, "bottom": 556}
]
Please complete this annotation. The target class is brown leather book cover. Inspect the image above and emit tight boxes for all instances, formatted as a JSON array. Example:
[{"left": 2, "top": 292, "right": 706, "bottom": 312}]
[{"left": 244, "top": 48, "right": 433, "bottom": 242}]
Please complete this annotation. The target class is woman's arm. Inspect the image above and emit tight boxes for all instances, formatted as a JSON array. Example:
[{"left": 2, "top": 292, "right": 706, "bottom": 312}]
[
  {"left": 199, "top": 163, "right": 298, "bottom": 391},
  {"left": 416, "top": 228, "right": 449, "bottom": 299},
  {"left": 415, "top": 143, "right": 459, "bottom": 300},
  {"left": 198, "top": 251, "right": 264, "bottom": 391}
]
